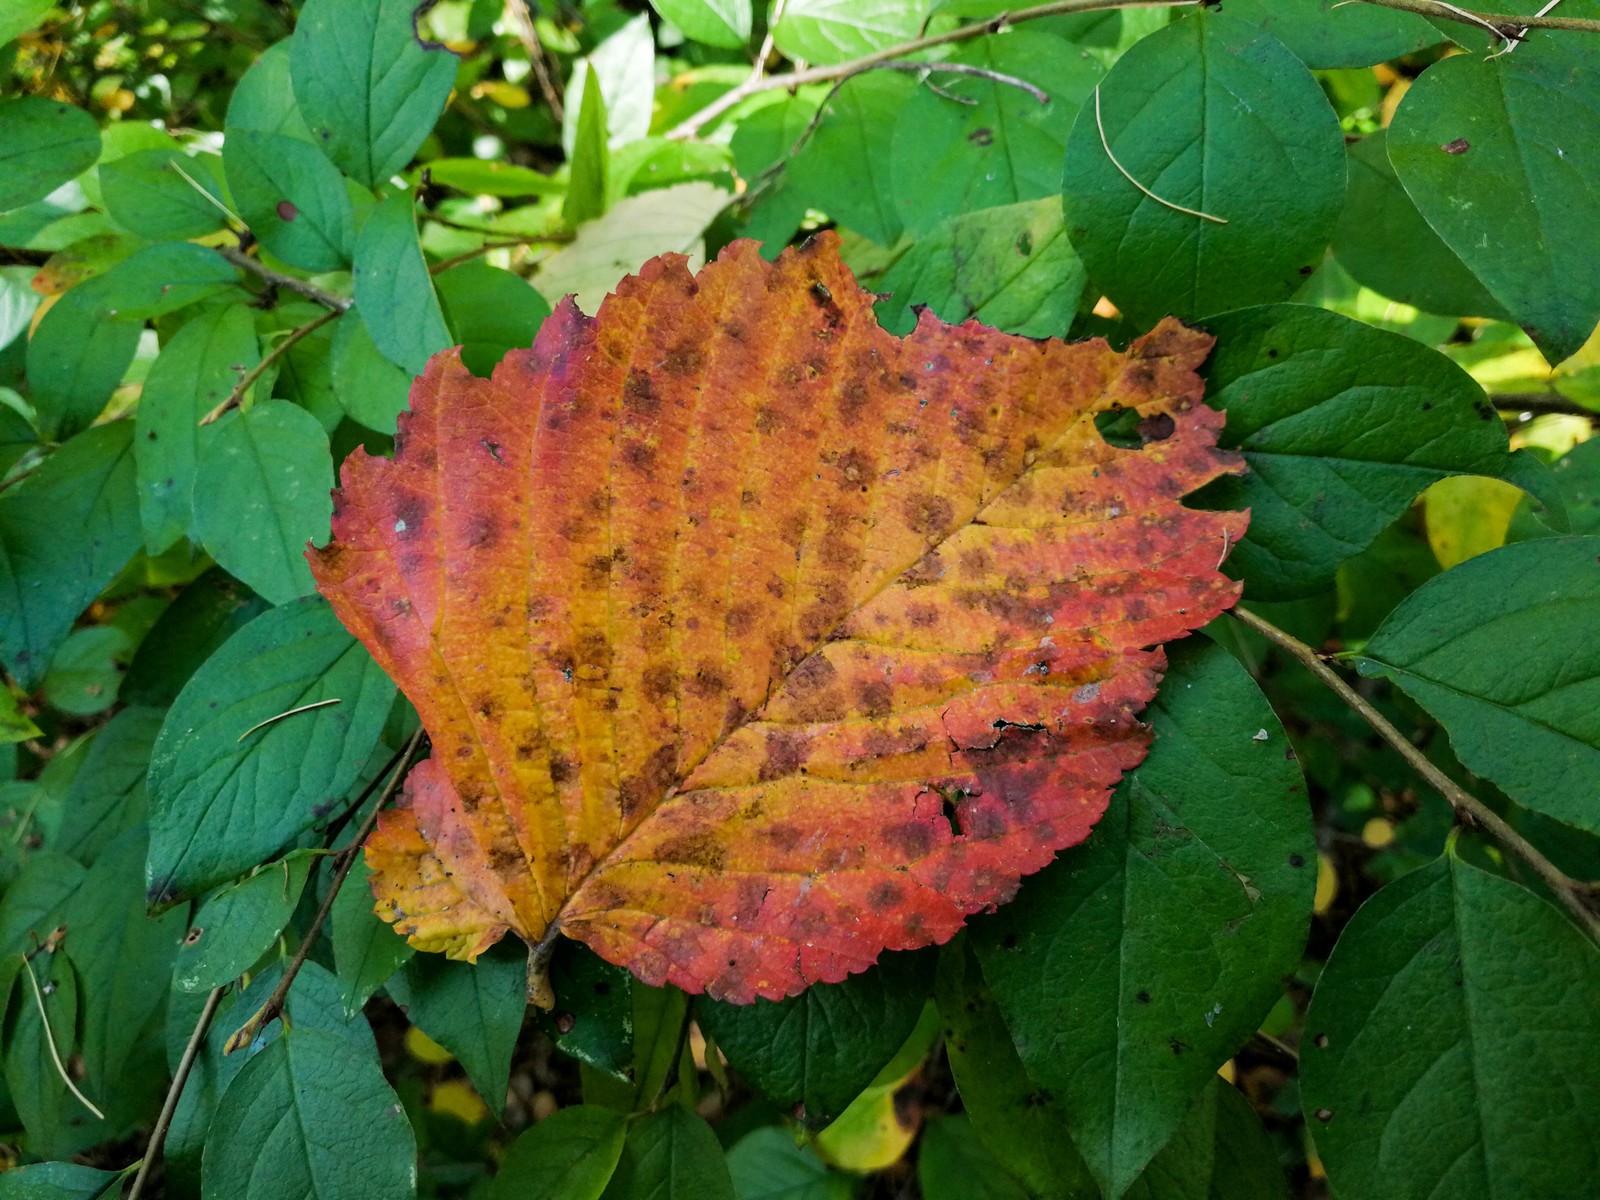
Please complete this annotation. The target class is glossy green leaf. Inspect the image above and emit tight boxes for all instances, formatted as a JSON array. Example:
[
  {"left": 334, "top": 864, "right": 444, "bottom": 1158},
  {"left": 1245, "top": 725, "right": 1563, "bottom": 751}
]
[
  {"left": 191, "top": 399, "right": 333, "bottom": 604},
  {"left": 202, "top": 1027, "right": 416, "bottom": 1200},
  {"left": 0, "top": 422, "right": 139, "bottom": 688},
  {"left": 54, "top": 706, "right": 164, "bottom": 864},
  {"left": 146, "top": 596, "right": 397, "bottom": 903},
  {"left": 1215, "top": 0, "right": 1438, "bottom": 68},
  {"left": 1062, "top": 11, "right": 1345, "bottom": 324},
  {"left": 1357, "top": 536, "right": 1600, "bottom": 834},
  {"left": 0, "top": 98, "right": 100, "bottom": 212},
  {"left": 331, "top": 308, "right": 414, "bottom": 435},
  {"left": 223, "top": 129, "right": 356, "bottom": 271},
  {"left": 1332, "top": 132, "right": 1506, "bottom": 320},
  {"left": 918, "top": 1115, "right": 1030, "bottom": 1200},
  {"left": 99, "top": 148, "right": 228, "bottom": 240},
  {"left": 876, "top": 198, "right": 1085, "bottom": 338},
  {"left": 351, "top": 191, "right": 451, "bottom": 376},
  {"left": 1195, "top": 304, "right": 1549, "bottom": 600},
  {"left": 135, "top": 305, "right": 260, "bottom": 555},
  {"left": 123, "top": 570, "right": 270, "bottom": 707},
  {"left": 1388, "top": 32, "right": 1600, "bottom": 363},
  {"left": 173, "top": 851, "right": 315, "bottom": 993},
  {"left": 491, "top": 1104, "right": 628, "bottom": 1200},
  {"left": 1302, "top": 855, "right": 1600, "bottom": 1199},
  {"left": 935, "top": 941, "right": 1094, "bottom": 1200},
  {"left": 726, "top": 1128, "right": 852, "bottom": 1200},
  {"left": 772, "top": 0, "right": 931, "bottom": 65},
  {"left": 289, "top": 0, "right": 458, "bottom": 187},
  {"left": 599, "top": 1106, "right": 735, "bottom": 1200},
  {"left": 531, "top": 942, "right": 635, "bottom": 1080},
  {"left": 1126, "top": 1079, "right": 1286, "bottom": 1200},
  {"left": 652, "top": 0, "right": 751, "bottom": 48},
  {"left": 892, "top": 32, "right": 1101, "bottom": 236},
  {"left": 972, "top": 640, "right": 1313, "bottom": 1197},
  {"left": 698, "top": 950, "right": 933, "bottom": 1128},
  {"left": 332, "top": 858, "right": 414, "bottom": 1017},
  {"left": 388, "top": 946, "right": 526, "bottom": 1118},
  {"left": 436, "top": 261, "right": 552, "bottom": 376}
]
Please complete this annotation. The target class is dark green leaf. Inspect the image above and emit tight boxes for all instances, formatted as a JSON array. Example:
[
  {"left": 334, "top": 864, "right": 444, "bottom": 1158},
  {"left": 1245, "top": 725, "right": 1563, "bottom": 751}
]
[
  {"left": 0, "top": 853, "right": 85, "bottom": 959},
  {"left": 0, "top": 422, "right": 139, "bottom": 688},
  {"left": 388, "top": 944, "right": 526, "bottom": 1118},
  {"left": 1126, "top": 1079, "right": 1286, "bottom": 1200},
  {"left": 436, "top": 261, "right": 551, "bottom": 376},
  {"left": 892, "top": 32, "right": 1101, "bottom": 236},
  {"left": 99, "top": 148, "right": 229, "bottom": 241},
  {"left": 0, "top": 1161, "right": 121, "bottom": 1200},
  {"left": 1388, "top": 32, "right": 1600, "bottom": 363},
  {"left": 1214, "top": 0, "right": 1439, "bottom": 68},
  {"left": 332, "top": 858, "right": 415, "bottom": 1016},
  {"left": 1062, "top": 11, "right": 1345, "bottom": 324},
  {"left": 1357, "top": 536, "right": 1600, "bottom": 833},
  {"left": 122, "top": 570, "right": 270, "bottom": 707},
  {"left": 223, "top": 129, "right": 356, "bottom": 271},
  {"left": 2, "top": 949, "right": 83, "bottom": 1157},
  {"left": 290, "top": 0, "right": 459, "bottom": 186},
  {"left": 531, "top": 941, "right": 635, "bottom": 1079},
  {"left": 875, "top": 198, "right": 1085, "bottom": 338},
  {"left": 1195, "top": 304, "right": 1546, "bottom": 600},
  {"left": 599, "top": 1105, "right": 735, "bottom": 1200},
  {"left": 146, "top": 596, "right": 396, "bottom": 902},
  {"left": 0, "top": 98, "right": 100, "bottom": 212},
  {"left": 173, "top": 850, "right": 316, "bottom": 993},
  {"left": 351, "top": 191, "right": 451, "bottom": 376},
  {"left": 1302, "top": 855, "right": 1600, "bottom": 1199},
  {"left": 227, "top": 40, "right": 313, "bottom": 140},
  {"left": 697, "top": 949, "right": 933, "bottom": 1128},
  {"left": 772, "top": 0, "right": 930, "bottom": 65},
  {"left": 1512, "top": 437, "right": 1600, "bottom": 540},
  {"left": 490, "top": 1104, "right": 628, "bottom": 1200},
  {"left": 191, "top": 399, "right": 334, "bottom": 604},
  {"left": 135, "top": 305, "right": 260, "bottom": 554},
  {"left": 563, "top": 74, "right": 610, "bottom": 228},
  {"left": 331, "top": 307, "right": 415, "bottom": 435},
  {"left": 652, "top": 0, "right": 752, "bottom": 48},
  {"left": 972, "top": 640, "right": 1313, "bottom": 1196},
  {"left": 917, "top": 1114, "right": 1030, "bottom": 1200},
  {"left": 0, "top": 688, "right": 42, "bottom": 745},
  {"left": 726, "top": 1128, "right": 852, "bottom": 1200},
  {"left": 791, "top": 71, "right": 913, "bottom": 246},
  {"left": 41, "top": 626, "right": 130, "bottom": 717},
  {"left": 54, "top": 706, "right": 164, "bottom": 864},
  {"left": 202, "top": 1027, "right": 416, "bottom": 1200}
]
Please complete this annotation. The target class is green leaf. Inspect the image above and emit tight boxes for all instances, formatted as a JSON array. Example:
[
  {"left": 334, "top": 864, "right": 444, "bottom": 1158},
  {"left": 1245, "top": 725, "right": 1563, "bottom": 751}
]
[
  {"left": 331, "top": 858, "right": 414, "bottom": 1017},
  {"left": 1125, "top": 1079, "right": 1286, "bottom": 1200},
  {"left": 351, "top": 191, "right": 451, "bottom": 376},
  {"left": 0, "top": 1, "right": 53, "bottom": 50},
  {"left": 191, "top": 399, "right": 334, "bottom": 604},
  {"left": 1213, "top": 0, "right": 1439, "bottom": 68},
  {"left": 223, "top": 129, "right": 356, "bottom": 271},
  {"left": 227, "top": 40, "right": 313, "bottom": 140},
  {"left": 1356, "top": 536, "right": 1600, "bottom": 834},
  {"left": 1332, "top": 131, "right": 1507, "bottom": 321},
  {"left": 772, "top": 0, "right": 931, "bottom": 65},
  {"left": 123, "top": 569, "right": 270, "bottom": 707},
  {"left": 1388, "top": 32, "right": 1600, "bottom": 363},
  {"left": 99, "top": 148, "right": 229, "bottom": 240},
  {"left": 789, "top": 71, "right": 913, "bottom": 246},
  {"left": 146, "top": 596, "right": 396, "bottom": 903},
  {"left": 0, "top": 853, "right": 86, "bottom": 958},
  {"left": 0, "top": 98, "right": 100, "bottom": 212},
  {"left": 891, "top": 32, "right": 1102, "bottom": 237},
  {"left": 875, "top": 198, "right": 1085, "bottom": 338},
  {"left": 54, "top": 706, "right": 164, "bottom": 864},
  {"left": 1512, "top": 437, "right": 1600, "bottom": 540},
  {"left": 424, "top": 158, "right": 565, "bottom": 197},
  {"left": 1062, "top": 11, "right": 1345, "bottom": 325},
  {"left": 1195, "top": 304, "right": 1545, "bottom": 600},
  {"left": 0, "top": 1161, "right": 122, "bottom": 1200},
  {"left": 490, "top": 1104, "right": 628, "bottom": 1200},
  {"left": 1301, "top": 855, "right": 1600, "bottom": 1199},
  {"left": 387, "top": 945, "right": 526, "bottom": 1118},
  {"left": 918, "top": 1114, "right": 1030, "bottom": 1200},
  {"left": 530, "top": 941, "right": 635, "bottom": 1080},
  {"left": 934, "top": 941, "right": 1095, "bottom": 1200},
  {"left": 289, "top": 0, "right": 459, "bottom": 187},
  {"left": 41, "top": 626, "right": 129, "bottom": 717},
  {"left": 631, "top": 982, "right": 690, "bottom": 1110},
  {"left": 202, "top": 1027, "right": 416, "bottom": 1200},
  {"left": 436, "top": 261, "right": 552, "bottom": 376},
  {"left": 0, "top": 265, "right": 42, "bottom": 349},
  {"left": 971, "top": 639, "right": 1313, "bottom": 1197},
  {"left": 599, "top": 1106, "right": 735, "bottom": 1200},
  {"left": 726, "top": 1128, "right": 852, "bottom": 1200},
  {"left": 0, "top": 422, "right": 139, "bottom": 689},
  {"left": 652, "top": 0, "right": 752, "bottom": 48},
  {"left": 3, "top": 949, "right": 83, "bottom": 1157},
  {"left": 173, "top": 851, "right": 316, "bottom": 993},
  {"left": 331, "top": 308, "right": 415, "bottom": 435},
  {"left": 135, "top": 305, "right": 261, "bottom": 555},
  {"left": 563, "top": 71, "right": 610, "bottom": 228},
  {"left": 564, "top": 15, "right": 654, "bottom": 153},
  {"left": 698, "top": 951, "right": 932, "bottom": 1129},
  {"left": 0, "top": 687, "right": 42, "bottom": 745}
]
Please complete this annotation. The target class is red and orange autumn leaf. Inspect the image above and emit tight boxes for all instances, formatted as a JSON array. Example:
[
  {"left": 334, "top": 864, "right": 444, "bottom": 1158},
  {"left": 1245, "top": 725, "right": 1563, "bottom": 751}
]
[{"left": 308, "top": 234, "right": 1247, "bottom": 1004}]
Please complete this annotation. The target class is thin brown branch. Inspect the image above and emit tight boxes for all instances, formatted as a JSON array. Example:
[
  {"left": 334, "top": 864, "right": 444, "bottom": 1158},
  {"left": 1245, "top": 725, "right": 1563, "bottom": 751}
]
[
  {"left": 1492, "top": 393, "right": 1599, "bottom": 420},
  {"left": 1231, "top": 606, "right": 1600, "bottom": 942},
  {"left": 666, "top": 0, "right": 1200, "bottom": 140},
  {"left": 427, "top": 235, "right": 572, "bottom": 276},
  {"left": 126, "top": 986, "right": 227, "bottom": 1200},
  {"left": 199, "top": 308, "right": 341, "bottom": 426},
  {"left": 504, "top": 0, "right": 564, "bottom": 122},
  {"left": 214, "top": 246, "right": 351, "bottom": 312},
  {"left": 1354, "top": 0, "right": 1600, "bottom": 35},
  {"left": 223, "top": 729, "right": 426, "bottom": 1055}
]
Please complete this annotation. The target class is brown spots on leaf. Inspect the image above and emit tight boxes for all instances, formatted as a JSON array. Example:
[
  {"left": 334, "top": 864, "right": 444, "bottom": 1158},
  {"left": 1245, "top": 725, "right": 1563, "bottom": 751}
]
[
  {"left": 656, "top": 832, "right": 728, "bottom": 871},
  {"left": 642, "top": 664, "right": 677, "bottom": 702},
  {"left": 904, "top": 492, "right": 955, "bottom": 537},
  {"left": 867, "top": 880, "right": 904, "bottom": 911},
  {"left": 887, "top": 820, "right": 936, "bottom": 859},
  {"left": 663, "top": 342, "right": 703, "bottom": 376},
  {"left": 725, "top": 604, "right": 757, "bottom": 638},
  {"left": 621, "top": 440, "right": 657, "bottom": 473},
  {"left": 1441, "top": 137, "right": 1471, "bottom": 155},
  {"left": 548, "top": 754, "right": 575, "bottom": 784},
  {"left": 686, "top": 662, "right": 730, "bottom": 698},
  {"left": 856, "top": 679, "right": 894, "bottom": 718},
  {"left": 968, "top": 127, "right": 994, "bottom": 146},
  {"left": 838, "top": 378, "right": 870, "bottom": 421},
  {"left": 276, "top": 200, "right": 298, "bottom": 221},
  {"left": 1138, "top": 413, "right": 1177, "bottom": 444},
  {"left": 758, "top": 730, "right": 810, "bottom": 781},
  {"left": 835, "top": 448, "right": 872, "bottom": 488}
]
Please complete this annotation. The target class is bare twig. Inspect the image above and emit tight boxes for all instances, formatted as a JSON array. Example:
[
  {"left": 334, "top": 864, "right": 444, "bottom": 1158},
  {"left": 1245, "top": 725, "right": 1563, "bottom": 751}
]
[
  {"left": 214, "top": 246, "right": 351, "bottom": 312},
  {"left": 666, "top": 0, "right": 1201, "bottom": 140},
  {"left": 504, "top": 0, "right": 564, "bottom": 122},
  {"left": 874, "top": 59, "right": 1050, "bottom": 104},
  {"left": 427, "top": 235, "right": 571, "bottom": 276},
  {"left": 223, "top": 728, "right": 426, "bottom": 1055},
  {"left": 1354, "top": 0, "right": 1600, "bottom": 36},
  {"left": 236, "top": 699, "right": 342, "bottom": 743},
  {"left": 1231, "top": 606, "right": 1600, "bottom": 942},
  {"left": 1094, "top": 86, "right": 1227, "bottom": 223},
  {"left": 199, "top": 308, "right": 341, "bottom": 426},
  {"left": 1491, "top": 393, "right": 1600, "bottom": 420},
  {"left": 22, "top": 954, "right": 104, "bottom": 1120},
  {"left": 125, "top": 986, "right": 227, "bottom": 1200}
]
